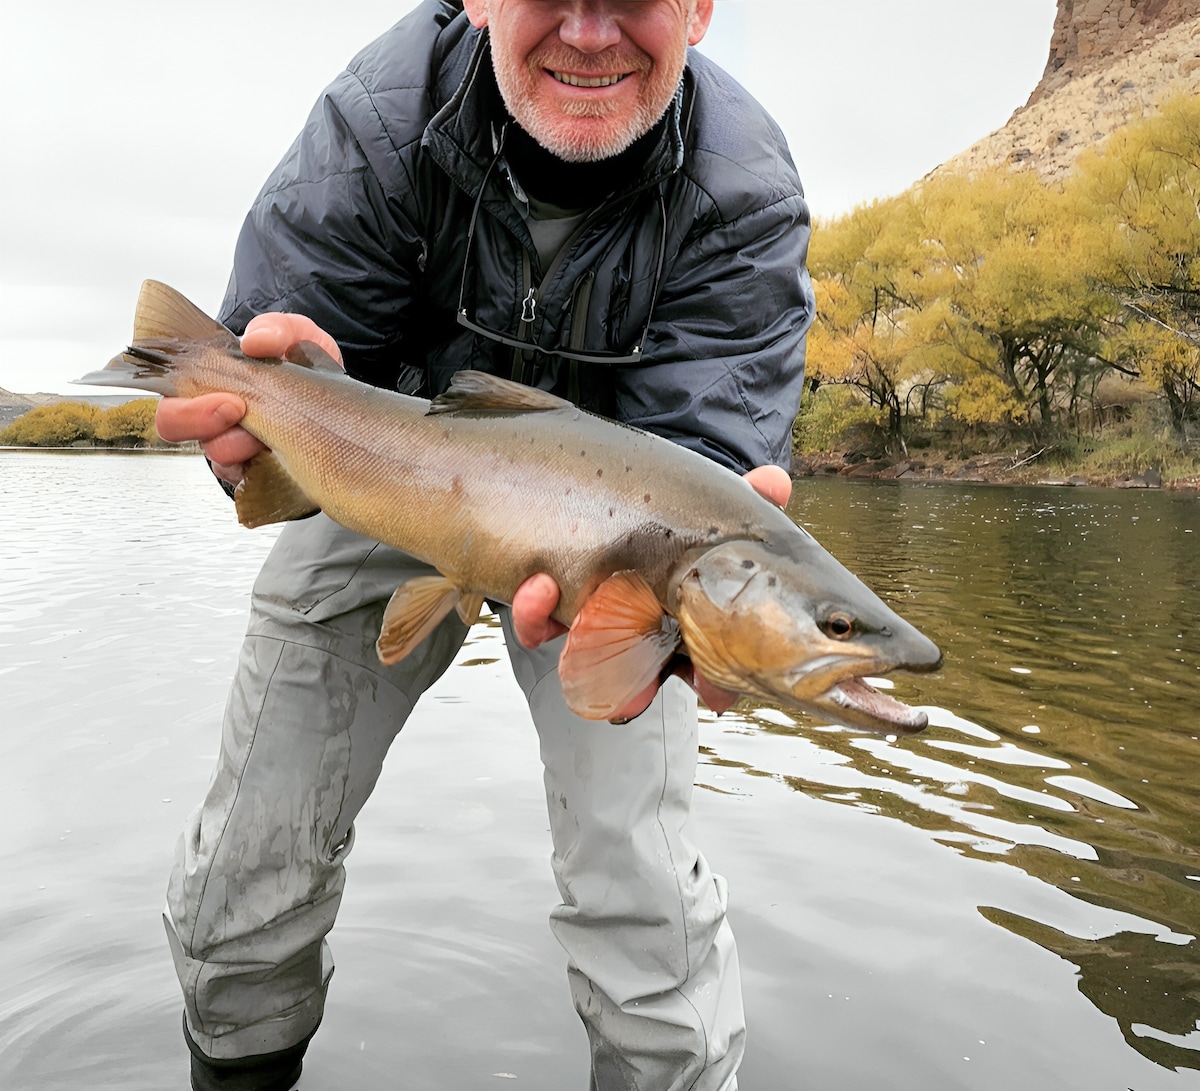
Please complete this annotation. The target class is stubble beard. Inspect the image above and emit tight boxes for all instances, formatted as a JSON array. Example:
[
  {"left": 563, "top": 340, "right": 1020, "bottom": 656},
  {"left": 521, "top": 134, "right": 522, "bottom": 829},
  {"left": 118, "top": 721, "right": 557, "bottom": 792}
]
[{"left": 492, "top": 44, "right": 682, "bottom": 163}]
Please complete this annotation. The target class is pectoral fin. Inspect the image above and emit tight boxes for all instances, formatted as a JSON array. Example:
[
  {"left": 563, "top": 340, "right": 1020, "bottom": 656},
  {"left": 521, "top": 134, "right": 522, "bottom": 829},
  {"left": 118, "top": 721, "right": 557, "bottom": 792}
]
[
  {"left": 234, "top": 451, "right": 320, "bottom": 528},
  {"left": 377, "top": 576, "right": 464, "bottom": 665},
  {"left": 559, "top": 571, "right": 681, "bottom": 721}
]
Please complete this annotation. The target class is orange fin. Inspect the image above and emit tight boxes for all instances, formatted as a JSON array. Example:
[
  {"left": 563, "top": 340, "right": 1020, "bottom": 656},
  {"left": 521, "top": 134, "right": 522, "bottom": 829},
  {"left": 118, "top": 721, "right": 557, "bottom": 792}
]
[
  {"left": 428, "top": 370, "right": 571, "bottom": 415},
  {"left": 377, "top": 576, "right": 462, "bottom": 665},
  {"left": 234, "top": 451, "right": 320, "bottom": 528},
  {"left": 559, "top": 571, "right": 681, "bottom": 721}
]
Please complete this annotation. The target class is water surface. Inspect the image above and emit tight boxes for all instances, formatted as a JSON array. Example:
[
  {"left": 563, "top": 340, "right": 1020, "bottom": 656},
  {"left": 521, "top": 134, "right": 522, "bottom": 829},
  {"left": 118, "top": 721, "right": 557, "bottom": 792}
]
[{"left": 1, "top": 451, "right": 1197, "bottom": 1089}]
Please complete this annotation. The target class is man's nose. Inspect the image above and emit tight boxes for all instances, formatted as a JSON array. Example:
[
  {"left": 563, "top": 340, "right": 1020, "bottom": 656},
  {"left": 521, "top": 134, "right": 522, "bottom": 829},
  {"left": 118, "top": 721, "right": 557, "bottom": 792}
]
[{"left": 559, "top": 2, "right": 623, "bottom": 53}]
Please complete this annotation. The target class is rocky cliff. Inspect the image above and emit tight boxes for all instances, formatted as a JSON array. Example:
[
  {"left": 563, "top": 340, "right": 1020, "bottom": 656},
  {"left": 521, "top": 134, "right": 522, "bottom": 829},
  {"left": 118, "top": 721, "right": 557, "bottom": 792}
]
[
  {"left": 1032, "top": 0, "right": 1200, "bottom": 102},
  {"left": 941, "top": 0, "right": 1200, "bottom": 182}
]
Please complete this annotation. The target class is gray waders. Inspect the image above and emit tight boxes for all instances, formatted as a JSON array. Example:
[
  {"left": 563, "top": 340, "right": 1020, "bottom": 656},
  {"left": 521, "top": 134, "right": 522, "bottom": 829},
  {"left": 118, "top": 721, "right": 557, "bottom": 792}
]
[{"left": 165, "top": 515, "right": 744, "bottom": 1090}]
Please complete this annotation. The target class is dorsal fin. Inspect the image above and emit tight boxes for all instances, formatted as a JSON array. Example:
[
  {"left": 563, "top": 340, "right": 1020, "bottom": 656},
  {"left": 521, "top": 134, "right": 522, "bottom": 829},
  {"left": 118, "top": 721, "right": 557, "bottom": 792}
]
[
  {"left": 427, "top": 370, "right": 572, "bottom": 416},
  {"left": 133, "top": 280, "right": 233, "bottom": 344},
  {"left": 285, "top": 340, "right": 344, "bottom": 373}
]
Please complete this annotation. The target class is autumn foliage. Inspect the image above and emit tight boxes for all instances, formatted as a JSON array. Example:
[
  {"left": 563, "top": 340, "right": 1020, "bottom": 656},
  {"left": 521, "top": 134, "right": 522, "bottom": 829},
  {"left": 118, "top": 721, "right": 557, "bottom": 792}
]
[
  {"left": 805, "top": 94, "right": 1200, "bottom": 452},
  {"left": 1, "top": 399, "right": 163, "bottom": 448}
]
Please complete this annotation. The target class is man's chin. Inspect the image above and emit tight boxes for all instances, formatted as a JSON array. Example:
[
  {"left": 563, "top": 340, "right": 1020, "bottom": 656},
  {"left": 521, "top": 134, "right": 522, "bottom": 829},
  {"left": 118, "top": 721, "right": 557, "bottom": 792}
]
[{"left": 519, "top": 111, "right": 653, "bottom": 163}]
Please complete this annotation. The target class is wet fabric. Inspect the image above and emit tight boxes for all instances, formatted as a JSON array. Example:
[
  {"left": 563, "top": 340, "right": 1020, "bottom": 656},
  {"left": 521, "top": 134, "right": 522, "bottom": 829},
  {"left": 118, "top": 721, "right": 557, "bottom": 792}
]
[{"left": 166, "top": 515, "right": 744, "bottom": 1090}]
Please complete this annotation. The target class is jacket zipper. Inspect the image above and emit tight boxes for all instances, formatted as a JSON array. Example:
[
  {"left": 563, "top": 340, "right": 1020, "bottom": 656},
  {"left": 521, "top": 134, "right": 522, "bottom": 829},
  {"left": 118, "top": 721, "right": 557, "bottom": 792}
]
[{"left": 510, "top": 213, "right": 597, "bottom": 386}]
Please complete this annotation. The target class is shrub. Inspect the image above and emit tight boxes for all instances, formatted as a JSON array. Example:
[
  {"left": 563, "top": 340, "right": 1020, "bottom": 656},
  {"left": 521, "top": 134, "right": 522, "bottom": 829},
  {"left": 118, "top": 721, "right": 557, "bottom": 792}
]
[
  {"left": 0, "top": 402, "right": 101, "bottom": 446},
  {"left": 794, "top": 386, "right": 885, "bottom": 453}
]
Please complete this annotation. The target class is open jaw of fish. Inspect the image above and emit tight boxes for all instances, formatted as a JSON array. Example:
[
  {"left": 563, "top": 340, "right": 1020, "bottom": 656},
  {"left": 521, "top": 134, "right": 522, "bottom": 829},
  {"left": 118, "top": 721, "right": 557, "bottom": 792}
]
[
  {"left": 78, "top": 280, "right": 944, "bottom": 733},
  {"left": 662, "top": 540, "right": 941, "bottom": 734}
]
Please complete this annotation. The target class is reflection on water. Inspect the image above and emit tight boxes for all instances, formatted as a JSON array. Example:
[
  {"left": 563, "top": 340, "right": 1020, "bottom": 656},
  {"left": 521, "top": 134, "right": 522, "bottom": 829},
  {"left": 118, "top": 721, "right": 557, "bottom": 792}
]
[
  {"left": 739, "top": 480, "right": 1200, "bottom": 1073},
  {"left": 1, "top": 452, "right": 1197, "bottom": 1089}
]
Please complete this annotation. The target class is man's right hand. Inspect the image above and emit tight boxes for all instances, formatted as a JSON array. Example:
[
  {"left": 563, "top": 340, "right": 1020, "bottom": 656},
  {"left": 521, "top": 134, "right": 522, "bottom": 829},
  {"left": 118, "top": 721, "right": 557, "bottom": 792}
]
[{"left": 154, "top": 313, "right": 343, "bottom": 486}]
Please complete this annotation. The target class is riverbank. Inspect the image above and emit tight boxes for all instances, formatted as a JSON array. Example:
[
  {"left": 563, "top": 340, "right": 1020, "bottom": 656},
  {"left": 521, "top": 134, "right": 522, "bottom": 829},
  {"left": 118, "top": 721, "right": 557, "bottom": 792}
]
[
  {"left": 793, "top": 448, "right": 1200, "bottom": 492},
  {"left": 6, "top": 442, "right": 1199, "bottom": 492}
]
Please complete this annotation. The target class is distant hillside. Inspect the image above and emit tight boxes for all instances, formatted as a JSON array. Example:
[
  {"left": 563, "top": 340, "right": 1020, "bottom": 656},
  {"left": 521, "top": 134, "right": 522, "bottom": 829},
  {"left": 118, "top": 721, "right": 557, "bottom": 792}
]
[
  {"left": 941, "top": 0, "right": 1200, "bottom": 183},
  {"left": 0, "top": 387, "right": 147, "bottom": 429}
]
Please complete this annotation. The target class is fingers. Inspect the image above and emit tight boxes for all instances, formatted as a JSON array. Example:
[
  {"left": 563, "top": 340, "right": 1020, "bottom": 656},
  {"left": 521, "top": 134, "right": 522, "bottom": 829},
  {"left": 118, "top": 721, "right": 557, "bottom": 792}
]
[
  {"left": 156, "top": 393, "right": 248, "bottom": 443},
  {"left": 155, "top": 395, "right": 264, "bottom": 486},
  {"left": 744, "top": 463, "right": 792, "bottom": 508},
  {"left": 200, "top": 426, "right": 266, "bottom": 472},
  {"left": 512, "top": 573, "right": 567, "bottom": 649},
  {"left": 208, "top": 457, "right": 249, "bottom": 488},
  {"left": 154, "top": 311, "right": 340, "bottom": 491},
  {"left": 241, "top": 313, "right": 344, "bottom": 366}
]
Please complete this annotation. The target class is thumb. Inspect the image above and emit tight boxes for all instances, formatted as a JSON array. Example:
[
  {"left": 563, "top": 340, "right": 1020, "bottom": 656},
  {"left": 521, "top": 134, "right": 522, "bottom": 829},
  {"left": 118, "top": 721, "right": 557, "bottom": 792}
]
[
  {"left": 744, "top": 464, "right": 792, "bottom": 508},
  {"left": 241, "top": 313, "right": 344, "bottom": 366}
]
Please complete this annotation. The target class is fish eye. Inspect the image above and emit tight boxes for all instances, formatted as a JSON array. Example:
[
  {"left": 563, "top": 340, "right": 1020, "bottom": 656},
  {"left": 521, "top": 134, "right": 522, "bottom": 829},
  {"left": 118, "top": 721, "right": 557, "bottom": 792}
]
[{"left": 823, "top": 612, "right": 855, "bottom": 640}]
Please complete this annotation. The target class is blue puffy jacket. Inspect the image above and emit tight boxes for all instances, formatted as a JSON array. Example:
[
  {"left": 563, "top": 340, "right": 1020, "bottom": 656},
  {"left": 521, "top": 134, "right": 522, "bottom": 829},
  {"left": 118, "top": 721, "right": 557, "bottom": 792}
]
[{"left": 220, "top": 0, "right": 814, "bottom": 473}]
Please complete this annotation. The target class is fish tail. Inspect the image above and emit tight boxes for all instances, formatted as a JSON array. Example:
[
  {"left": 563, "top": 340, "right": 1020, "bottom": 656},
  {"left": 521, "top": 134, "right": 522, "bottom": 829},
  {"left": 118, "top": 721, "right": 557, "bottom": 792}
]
[
  {"left": 73, "top": 280, "right": 234, "bottom": 396},
  {"left": 74, "top": 344, "right": 182, "bottom": 397}
]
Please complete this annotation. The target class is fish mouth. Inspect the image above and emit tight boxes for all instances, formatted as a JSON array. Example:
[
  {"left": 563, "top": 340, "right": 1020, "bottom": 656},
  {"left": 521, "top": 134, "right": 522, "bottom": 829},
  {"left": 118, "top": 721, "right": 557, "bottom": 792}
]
[{"left": 818, "top": 675, "right": 929, "bottom": 735}]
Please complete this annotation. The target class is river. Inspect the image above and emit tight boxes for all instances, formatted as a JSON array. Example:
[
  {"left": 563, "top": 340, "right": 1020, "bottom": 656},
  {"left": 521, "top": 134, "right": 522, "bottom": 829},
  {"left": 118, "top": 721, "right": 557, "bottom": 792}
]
[{"left": 1, "top": 450, "right": 1197, "bottom": 1090}]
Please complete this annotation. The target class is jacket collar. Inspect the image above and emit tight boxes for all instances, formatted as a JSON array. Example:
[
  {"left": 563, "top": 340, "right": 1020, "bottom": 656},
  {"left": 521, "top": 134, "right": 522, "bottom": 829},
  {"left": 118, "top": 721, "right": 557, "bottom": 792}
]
[{"left": 422, "top": 27, "right": 689, "bottom": 207}]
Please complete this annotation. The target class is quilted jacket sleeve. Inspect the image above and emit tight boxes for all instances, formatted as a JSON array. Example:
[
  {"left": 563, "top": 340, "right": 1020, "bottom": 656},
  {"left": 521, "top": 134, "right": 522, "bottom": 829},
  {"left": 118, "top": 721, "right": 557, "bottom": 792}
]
[{"left": 217, "top": 66, "right": 429, "bottom": 390}]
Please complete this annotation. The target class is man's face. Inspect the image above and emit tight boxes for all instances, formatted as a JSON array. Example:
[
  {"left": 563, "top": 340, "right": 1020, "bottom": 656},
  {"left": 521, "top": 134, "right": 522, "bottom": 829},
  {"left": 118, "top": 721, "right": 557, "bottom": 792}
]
[{"left": 463, "top": 0, "right": 714, "bottom": 163}]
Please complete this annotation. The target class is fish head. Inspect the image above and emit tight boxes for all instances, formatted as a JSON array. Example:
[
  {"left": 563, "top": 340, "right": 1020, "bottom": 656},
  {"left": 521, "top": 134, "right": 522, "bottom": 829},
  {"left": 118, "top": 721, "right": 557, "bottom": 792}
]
[{"left": 667, "top": 540, "right": 942, "bottom": 734}]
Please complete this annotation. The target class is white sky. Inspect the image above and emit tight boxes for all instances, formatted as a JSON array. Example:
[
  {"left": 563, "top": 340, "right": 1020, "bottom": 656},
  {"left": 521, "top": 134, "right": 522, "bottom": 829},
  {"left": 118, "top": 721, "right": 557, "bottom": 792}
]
[{"left": 0, "top": 1, "right": 1055, "bottom": 395}]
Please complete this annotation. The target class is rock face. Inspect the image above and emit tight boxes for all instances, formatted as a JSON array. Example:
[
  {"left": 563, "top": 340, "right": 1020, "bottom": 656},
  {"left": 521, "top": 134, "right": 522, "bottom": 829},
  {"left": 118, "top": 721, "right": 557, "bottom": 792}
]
[
  {"left": 1032, "top": 0, "right": 1200, "bottom": 102},
  {"left": 940, "top": 0, "right": 1200, "bottom": 183}
]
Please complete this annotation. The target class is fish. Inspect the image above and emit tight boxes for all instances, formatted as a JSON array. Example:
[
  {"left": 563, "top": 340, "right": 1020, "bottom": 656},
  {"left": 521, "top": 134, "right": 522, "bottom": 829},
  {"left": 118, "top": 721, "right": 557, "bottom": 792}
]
[{"left": 77, "top": 280, "right": 943, "bottom": 731}]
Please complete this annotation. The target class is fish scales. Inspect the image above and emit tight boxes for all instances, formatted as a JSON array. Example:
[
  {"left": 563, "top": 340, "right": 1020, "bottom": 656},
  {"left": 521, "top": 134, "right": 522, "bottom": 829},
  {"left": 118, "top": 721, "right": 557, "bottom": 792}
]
[{"left": 206, "top": 356, "right": 776, "bottom": 621}]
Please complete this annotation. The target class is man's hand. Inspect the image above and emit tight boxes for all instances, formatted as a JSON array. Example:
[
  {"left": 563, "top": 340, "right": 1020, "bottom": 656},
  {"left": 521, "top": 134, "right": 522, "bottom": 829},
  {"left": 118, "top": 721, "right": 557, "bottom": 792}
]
[
  {"left": 512, "top": 462, "right": 794, "bottom": 719},
  {"left": 154, "top": 313, "right": 343, "bottom": 486}
]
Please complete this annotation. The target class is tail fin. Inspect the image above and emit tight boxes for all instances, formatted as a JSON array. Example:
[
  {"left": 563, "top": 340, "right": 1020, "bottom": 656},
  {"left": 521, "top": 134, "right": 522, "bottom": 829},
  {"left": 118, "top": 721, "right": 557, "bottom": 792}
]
[
  {"left": 74, "top": 280, "right": 235, "bottom": 396},
  {"left": 74, "top": 345, "right": 181, "bottom": 396},
  {"left": 131, "top": 279, "right": 230, "bottom": 343}
]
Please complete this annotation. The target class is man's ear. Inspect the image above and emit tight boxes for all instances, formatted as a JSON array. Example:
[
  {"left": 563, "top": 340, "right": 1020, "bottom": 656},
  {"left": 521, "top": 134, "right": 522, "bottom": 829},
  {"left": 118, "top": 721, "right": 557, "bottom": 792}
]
[
  {"left": 462, "top": 0, "right": 489, "bottom": 29},
  {"left": 688, "top": 0, "right": 714, "bottom": 46}
]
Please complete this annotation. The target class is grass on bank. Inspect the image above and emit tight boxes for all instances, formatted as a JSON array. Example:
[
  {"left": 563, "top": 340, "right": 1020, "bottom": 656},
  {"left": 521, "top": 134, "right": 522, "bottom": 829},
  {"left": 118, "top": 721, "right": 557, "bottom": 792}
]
[{"left": 794, "top": 384, "right": 1200, "bottom": 486}]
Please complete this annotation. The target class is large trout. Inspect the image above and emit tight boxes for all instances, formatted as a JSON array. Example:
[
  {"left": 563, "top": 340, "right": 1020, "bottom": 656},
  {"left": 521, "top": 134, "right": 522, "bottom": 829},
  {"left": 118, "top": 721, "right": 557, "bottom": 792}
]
[{"left": 79, "top": 281, "right": 942, "bottom": 730}]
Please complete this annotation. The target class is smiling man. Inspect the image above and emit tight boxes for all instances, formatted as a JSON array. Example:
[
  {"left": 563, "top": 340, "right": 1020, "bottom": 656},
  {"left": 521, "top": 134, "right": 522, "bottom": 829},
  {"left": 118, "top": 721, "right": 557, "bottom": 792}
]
[
  {"left": 478, "top": 0, "right": 709, "bottom": 161},
  {"left": 157, "top": 2, "right": 813, "bottom": 1089}
]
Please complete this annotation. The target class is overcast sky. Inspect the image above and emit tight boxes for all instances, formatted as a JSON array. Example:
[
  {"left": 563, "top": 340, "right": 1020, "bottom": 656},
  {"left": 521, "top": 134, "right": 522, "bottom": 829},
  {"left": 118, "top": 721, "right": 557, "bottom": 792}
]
[{"left": 0, "top": 0, "right": 1055, "bottom": 395}]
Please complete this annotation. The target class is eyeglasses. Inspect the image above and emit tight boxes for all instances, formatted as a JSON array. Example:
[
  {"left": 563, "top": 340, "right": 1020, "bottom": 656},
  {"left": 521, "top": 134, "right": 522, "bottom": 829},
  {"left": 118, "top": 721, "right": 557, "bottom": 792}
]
[{"left": 456, "top": 147, "right": 668, "bottom": 366}]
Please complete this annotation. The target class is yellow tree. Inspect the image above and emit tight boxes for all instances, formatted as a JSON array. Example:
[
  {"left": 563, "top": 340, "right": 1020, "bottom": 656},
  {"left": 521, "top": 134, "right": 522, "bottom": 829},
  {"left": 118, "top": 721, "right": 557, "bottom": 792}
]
[
  {"left": 905, "top": 169, "right": 1116, "bottom": 435},
  {"left": 1070, "top": 93, "right": 1200, "bottom": 431},
  {"left": 0, "top": 402, "right": 101, "bottom": 446},
  {"left": 808, "top": 195, "right": 932, "bottom": 446},
  {"left": 94, "top": 399, "right": 160, "bottom": 446}
]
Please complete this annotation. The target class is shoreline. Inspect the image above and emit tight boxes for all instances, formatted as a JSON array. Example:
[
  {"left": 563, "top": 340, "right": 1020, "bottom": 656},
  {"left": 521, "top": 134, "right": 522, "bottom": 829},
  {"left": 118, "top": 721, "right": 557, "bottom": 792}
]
[
  {"left": 5, "top": 443, "right": 1197, "bottom": 493},
  {"left": 792, "top": 450, "right": 1200, "bottom": 493},
  {"left": 0, "top": 443, "right": 199, "bottom": 454}
]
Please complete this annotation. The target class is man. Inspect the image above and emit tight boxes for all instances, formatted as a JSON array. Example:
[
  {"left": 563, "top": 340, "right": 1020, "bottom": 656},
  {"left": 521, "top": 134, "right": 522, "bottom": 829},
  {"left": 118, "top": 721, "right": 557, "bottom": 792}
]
[{"left": 157, "top": 2, "right": 813, "bottom": 1088}]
